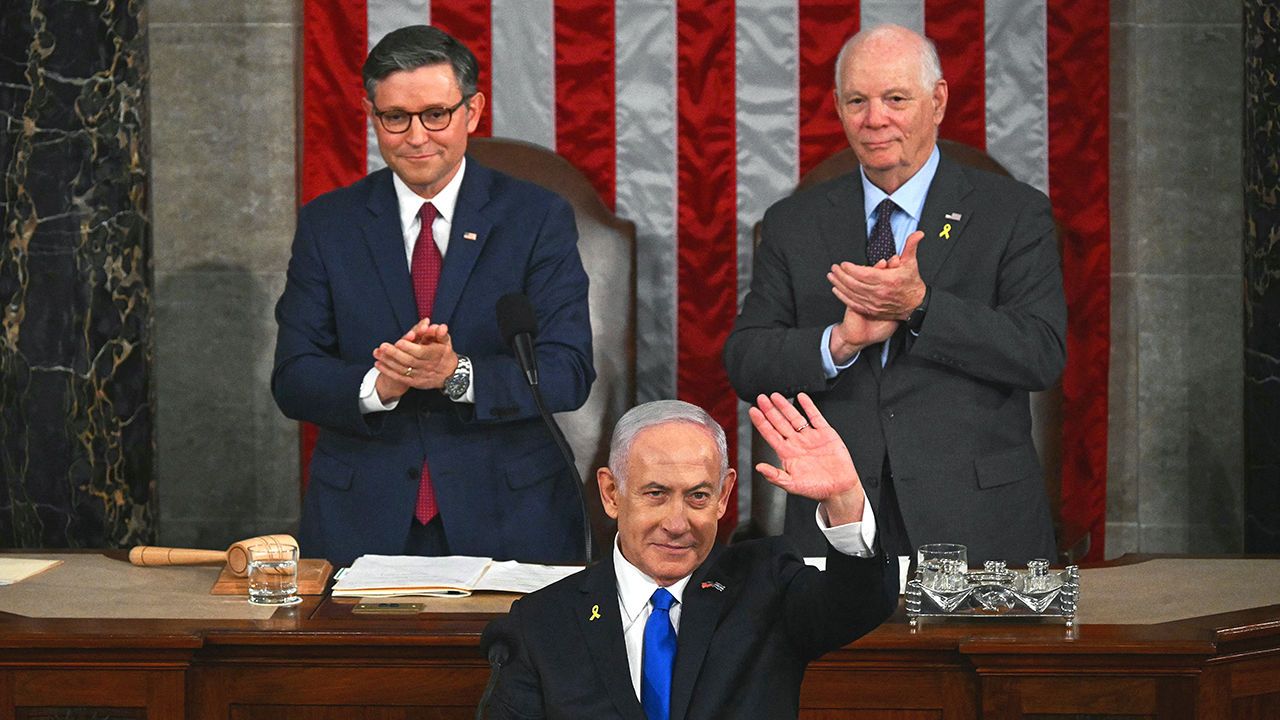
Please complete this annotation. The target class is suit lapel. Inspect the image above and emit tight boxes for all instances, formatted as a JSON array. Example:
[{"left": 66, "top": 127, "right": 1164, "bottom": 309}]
[
  {"left": 669, "top": 548, "right": 731, "bottom": 720},
  {"left": 820, "top": 174, "right": 867, "bottom": 268},
  {"left": 362, "top": 170, "right": 418, "bottom": 331},
  {"left": 914, "top": 153, "right": 974, "bottom": 287},
  {"left": 431, "top": 158, "right": 494, "bottom": 325},
  {"left": 577, "top": 557, "right": 647, "bottom": 720}
]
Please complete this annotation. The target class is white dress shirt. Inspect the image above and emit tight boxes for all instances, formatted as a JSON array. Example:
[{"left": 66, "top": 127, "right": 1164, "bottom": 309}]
[
  {"left": 612, "top": 493, "right": 877, "bottom": 701},
  {"left": 358, "top": 159, "right": 474, "bottom": 412}
]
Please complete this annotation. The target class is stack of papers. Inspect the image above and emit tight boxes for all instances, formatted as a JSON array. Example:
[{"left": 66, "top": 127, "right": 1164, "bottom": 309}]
[
  {"left": 331, "top": 555, "right": 581, "bottom": 598},
  {"left": 0, "top": 558, "right": 62, "bottom": 585}
]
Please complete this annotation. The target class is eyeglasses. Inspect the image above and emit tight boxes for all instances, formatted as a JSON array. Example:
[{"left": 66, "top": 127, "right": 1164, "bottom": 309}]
[{"left": 373, "top": 95, "right": 472, "bottom": 133}]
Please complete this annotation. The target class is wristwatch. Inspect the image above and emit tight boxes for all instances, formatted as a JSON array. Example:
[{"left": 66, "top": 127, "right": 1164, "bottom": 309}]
[
  {"left": 907, "top": 286, "right": 931, "bottom": 332},
  {"left": 443, "top": 355, "right": 472, "bottom": 401}
]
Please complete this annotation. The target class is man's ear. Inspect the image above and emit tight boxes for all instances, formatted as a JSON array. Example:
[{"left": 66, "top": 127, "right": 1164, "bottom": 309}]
[
  {"left": 931, "top": 79, "right": 948, "bottom": 125},
  {"left": 361, "top": 96, "right": 374, "bottom": 118},
  {"left": 715, "top": 469, "right": 737, "bottom": 520},
  {"left": 598, "top": 467, "right": 620, "bottom": 520},
  {"left": 465, "top": 92, "right": 486, "bottom": 133}
]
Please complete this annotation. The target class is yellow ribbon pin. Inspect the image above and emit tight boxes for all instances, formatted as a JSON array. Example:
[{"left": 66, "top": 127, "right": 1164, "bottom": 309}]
[
  {"left": 589, "top": 604, "right": 601, "bottom": 621},
  {"left": 940, "top": 223, "right": 952, "bottom": 240}
]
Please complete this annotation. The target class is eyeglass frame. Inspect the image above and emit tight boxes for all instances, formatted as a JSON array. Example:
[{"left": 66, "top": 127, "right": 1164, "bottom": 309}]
[{"left": 371, "top": 94, "right": 474, "bottom": 134}]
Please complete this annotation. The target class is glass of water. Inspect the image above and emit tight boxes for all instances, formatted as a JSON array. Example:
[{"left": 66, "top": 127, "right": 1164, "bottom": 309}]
[
  {"left": 916, "top": 543, "right": 968, "bottom": 592},
  {"left": 247, "top": 544, "right": 302, "bottom": 606}
]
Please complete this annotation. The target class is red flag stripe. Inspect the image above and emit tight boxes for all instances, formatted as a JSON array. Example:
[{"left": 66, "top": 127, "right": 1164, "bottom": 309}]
[
  {"left": 926, "top": 0, "right": 986, "bottom": 149},
  {"left": 1047, "top": 0, "right": 1110, "bottom": 560},
  {"left": 676, "top": 0, "right": 739, "bottom": 537},
  {"left": 431, "top": 0, "right": 493, "bottom": 138},
  {"left": 797, "top": 1, "right": 861, "bottom": 176},
  {"left": 301, "top": 0, "right": 367, "bottom": 205},
  {"left": 554, "top": 0, "right": 617, "bottom": 210}
]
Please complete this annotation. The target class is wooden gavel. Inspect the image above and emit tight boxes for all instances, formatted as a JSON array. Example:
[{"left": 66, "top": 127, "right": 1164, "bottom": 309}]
[{"left": 128, "top": 534, "right": 298, "bottom": 577}]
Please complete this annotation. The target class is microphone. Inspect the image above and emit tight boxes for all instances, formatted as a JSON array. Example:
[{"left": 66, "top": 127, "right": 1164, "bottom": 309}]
[
  {"left": 497, "top": 293, "right": 539, "bottom": 387},
  {"left": 495, "top": 293, "right": 593, "bottom": 563}
]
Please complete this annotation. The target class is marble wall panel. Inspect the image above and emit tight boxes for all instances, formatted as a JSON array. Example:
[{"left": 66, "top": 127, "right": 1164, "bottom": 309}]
[
  {"left": 1129, "top": 23, "right": 1243, "bottom": 277},
  {"left": 1108, "top": 0, "right": 1245, "bottom": 556},
  {"left": 149, "top": 0, "right": 295, "bottom": 25},
  {"left": 1135, "top": 274, "right": 1243, "bottom": 553},
  {"left": 0, "top": 0, "right": 155, "bottom": 548},
  {"left": 149, "top": 4, "right": 299, "bottom": 549},
  {"left": 149, "top": 21, "right": 296, "bottom": 274},
  {"left": 1243, "top": 0, "right": 1280, "bottom": 552},
  {"left": 155, "top": 269, "right": 297, "bottom": 548},
  {"left": 1107, "top": 274, "right": 1139, "bottom": 557}
]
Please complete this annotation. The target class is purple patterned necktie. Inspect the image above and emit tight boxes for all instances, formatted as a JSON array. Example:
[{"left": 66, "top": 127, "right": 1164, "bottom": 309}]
[{"left": 867, "top": 198, "right": 898, "bottom": 263}]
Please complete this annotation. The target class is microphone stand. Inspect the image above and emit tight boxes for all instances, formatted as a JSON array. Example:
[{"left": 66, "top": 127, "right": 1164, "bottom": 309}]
[{"left": 527, "top": 381, "right": 593, "bottom": 563}]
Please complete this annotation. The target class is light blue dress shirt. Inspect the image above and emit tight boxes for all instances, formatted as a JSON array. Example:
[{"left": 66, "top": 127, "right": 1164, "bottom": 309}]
[{"left": 820, "top": 146, "right": 941, "bottom": 377}]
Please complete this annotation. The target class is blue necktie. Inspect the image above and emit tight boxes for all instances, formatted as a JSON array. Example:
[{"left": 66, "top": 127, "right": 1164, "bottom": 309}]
[{"left": 641, "top": 588, "right": 677, "bottom": 720}]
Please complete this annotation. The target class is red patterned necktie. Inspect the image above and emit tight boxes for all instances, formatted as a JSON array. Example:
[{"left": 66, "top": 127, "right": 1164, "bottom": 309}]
[{"left": 412, "top": 202, "right": 442, "bottom": 524}]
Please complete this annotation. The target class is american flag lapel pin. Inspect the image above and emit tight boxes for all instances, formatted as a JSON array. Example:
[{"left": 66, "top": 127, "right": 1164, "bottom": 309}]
[
  {"left": 945, "top": 212, "right": 962, "bottom": 221},
  {"left": 700, "top": 581, "right": 725, "bottom": 592},
  {"left": 463, "top": 231, "right": 478, "bottom": 241}
]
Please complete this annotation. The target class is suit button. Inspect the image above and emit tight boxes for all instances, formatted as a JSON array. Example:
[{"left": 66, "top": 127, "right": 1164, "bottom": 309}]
[{"left": 886, "top": 410, "right": 895, "bottom": 420}]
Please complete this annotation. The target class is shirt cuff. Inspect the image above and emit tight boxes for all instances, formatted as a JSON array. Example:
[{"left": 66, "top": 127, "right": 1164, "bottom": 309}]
[
  {"left": 820, "top": 324, "right": 859, "bottom": 379},
  {"left": 358, "top": 368, "right": 400, "bottom": 414},
  {"left": 816, "top": 493, "right": 877, "bottom": 558}
]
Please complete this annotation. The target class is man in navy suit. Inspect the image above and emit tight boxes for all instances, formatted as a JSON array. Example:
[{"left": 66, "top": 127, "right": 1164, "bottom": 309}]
[
  {"left": 486, "top": 394, "right": 897, "bottom": 719},
  {"left": 272, "top": 26, "right": 594, "bottom": 567}
]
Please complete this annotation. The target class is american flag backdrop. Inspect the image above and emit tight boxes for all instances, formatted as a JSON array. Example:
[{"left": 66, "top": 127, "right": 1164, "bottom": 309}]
[{"left": 300, "top": 0, "right": 1110, "bottom": 559}]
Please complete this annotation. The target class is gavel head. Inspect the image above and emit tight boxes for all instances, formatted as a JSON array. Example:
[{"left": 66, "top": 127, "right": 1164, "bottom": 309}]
[{"left": 226, "top": 534, "right": 299, "bottom": 576}]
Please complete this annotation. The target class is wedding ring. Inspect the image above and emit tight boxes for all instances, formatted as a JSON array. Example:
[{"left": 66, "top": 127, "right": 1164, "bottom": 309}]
[
  {"left": 404, "top": 367, "right": 415, "bottom": 377},
  {"left": 795, "top": 421, "right": 810, "bottom": 432}
]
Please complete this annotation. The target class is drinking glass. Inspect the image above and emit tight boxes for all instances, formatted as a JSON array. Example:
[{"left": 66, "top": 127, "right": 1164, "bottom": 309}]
[
  {"left": 247, "top": 544, "right": 301, "bottom": 606},
  {"left": 916, "top": 543, "right": 968, "bottom": 592}
]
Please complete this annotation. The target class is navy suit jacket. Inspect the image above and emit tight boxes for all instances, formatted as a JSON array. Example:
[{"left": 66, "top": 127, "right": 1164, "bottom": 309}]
[
  {"left": 486, "top": 538, "right": 898, "bottom": 720},
  {"left": 272, "top": 158, "right": 595, "bottom": 567},
  {"left": 724, "top": 152, "right": 1067, "bottom": 564}
]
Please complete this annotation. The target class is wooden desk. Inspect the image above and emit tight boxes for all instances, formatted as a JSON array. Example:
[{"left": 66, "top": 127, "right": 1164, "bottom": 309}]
[{"left": 0, "top": 554, "right": 1277, "bottom": 719}]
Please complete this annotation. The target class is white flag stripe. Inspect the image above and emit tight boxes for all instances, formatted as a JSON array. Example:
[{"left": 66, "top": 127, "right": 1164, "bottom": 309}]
[
  {"left": 491, "top": 0, "right": 556, "bottom": 149},
  {"left": 984, "top": 0, "right": 1050, "bottom": 193},
  {"left": 735, "top": 0, "right": 802, "bottom": 516},
  {"left": 616, "top": 0, "right": 680, "bottom": 402},
  {"left": 365, "top": 0, "right": 430, "bottom": 174},
  {"left": 862, "top": 0, "right": 925, "bottom": 35}
]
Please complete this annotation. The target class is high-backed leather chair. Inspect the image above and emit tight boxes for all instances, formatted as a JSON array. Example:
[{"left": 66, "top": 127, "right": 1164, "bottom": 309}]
[
  {"left": 743, "top": 139, "right": 1086, "bottom": 563},
  {"left": 466, "top": 138, "right": 636, "bottom": 554}
]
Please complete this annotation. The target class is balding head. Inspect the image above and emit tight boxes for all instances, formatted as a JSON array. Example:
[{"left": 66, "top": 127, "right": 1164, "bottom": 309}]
[
  {"left": 835, "top": 24, "right": 943, "bottom": 102},
  {"left": 832, "top": 24, "right": 948, "bottom": 193}
]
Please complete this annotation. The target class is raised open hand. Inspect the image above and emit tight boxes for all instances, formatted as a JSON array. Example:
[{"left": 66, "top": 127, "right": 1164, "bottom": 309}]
[{"left": 748, "top": 393, "right": 863, "bottom": 503}]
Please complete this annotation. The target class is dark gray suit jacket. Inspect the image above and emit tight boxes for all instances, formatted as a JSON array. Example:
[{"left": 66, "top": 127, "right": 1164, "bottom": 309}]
[
  {"left": 723, "top": 151, "right": 1066, "bottom": 564},
  {"left": 486, "top": 538, "right": 898, "bottom": 719}
]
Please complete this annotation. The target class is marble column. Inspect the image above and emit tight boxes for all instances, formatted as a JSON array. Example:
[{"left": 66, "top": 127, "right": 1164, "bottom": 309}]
[
  {"left": 0, "top": 0, "right": 155, "bottom": 547},
  {"left": 1244, "top": 0, "right": 1280, "bottom": 553}
]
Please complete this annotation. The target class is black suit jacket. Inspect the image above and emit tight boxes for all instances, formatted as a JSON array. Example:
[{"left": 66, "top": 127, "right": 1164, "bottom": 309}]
[
  {"left": 486, "top": 538, "right": 897, "bottom": 719},
  {"left": 723, "top": 151, "right": 1067, "bottom": 564}
]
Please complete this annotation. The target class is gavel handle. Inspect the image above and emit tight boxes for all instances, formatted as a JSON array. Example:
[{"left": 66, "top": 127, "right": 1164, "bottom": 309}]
[{"left": 129, "top": 546, "right": 226, "bottom": 567}]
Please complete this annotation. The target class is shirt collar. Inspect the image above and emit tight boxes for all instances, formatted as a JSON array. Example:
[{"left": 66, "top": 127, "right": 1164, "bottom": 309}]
[
  {"left": 392, "top": 156, "right": 467, "bottom": 231},
  {"left": 860, "top": 144, "right": 940, "bottom": 226},
  {"left": 612, "top": 534, "right": 692, "bottom": 625}
]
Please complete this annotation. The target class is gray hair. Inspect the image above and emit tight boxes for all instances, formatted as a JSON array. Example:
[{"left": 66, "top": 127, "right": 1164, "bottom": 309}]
[
  {"left": 608, "top": 400, "right": 730, "bottom": 490},
  {"left": 363, "top": 25, "right": 480, "bottom": 102},
  {"left": 834, "top": 23, "right": 943, "bottom": 99}
]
